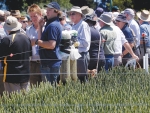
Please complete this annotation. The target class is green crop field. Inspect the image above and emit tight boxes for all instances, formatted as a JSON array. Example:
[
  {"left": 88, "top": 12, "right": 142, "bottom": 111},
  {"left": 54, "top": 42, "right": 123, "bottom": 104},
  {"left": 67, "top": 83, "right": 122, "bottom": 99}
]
[{"left": 0, "top": 67, "right": 150, "bottom": 112}]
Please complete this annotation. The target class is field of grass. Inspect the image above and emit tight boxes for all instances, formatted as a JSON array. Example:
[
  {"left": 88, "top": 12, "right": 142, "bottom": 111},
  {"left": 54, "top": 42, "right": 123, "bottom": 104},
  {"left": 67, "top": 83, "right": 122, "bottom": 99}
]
[{"left": 0, "top": 67, "right": 150, "bottom": 112}]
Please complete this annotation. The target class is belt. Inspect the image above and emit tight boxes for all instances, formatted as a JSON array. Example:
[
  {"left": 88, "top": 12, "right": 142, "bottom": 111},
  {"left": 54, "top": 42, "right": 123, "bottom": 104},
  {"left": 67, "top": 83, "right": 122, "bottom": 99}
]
[{"left": 30, "top": 60, "right": 40, "bottom": 63}]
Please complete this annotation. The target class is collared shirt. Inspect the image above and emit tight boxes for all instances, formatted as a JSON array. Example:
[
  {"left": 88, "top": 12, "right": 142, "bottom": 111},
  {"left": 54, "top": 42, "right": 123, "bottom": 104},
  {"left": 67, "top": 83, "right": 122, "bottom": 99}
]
[
  {"left": 72, "top": 19, "right": 91, "bottom": 53},
  {"left": 128, "top": 19, "right": 140, "bottom": 47},
  {"left": 61, "top": 23, "right": 72, "bottom": 31},
  {"left": 111, "top": 25, "right": 127, "bottom": 54},
  {"left": 39, "top": 17, "right": 62, "bottom": 67},
  {"left": 122, "top": 23, "right": 134, "bottom": 58},
  {"left": 26, "top": 24, "right": 40, "bottom": 61},
  {"left": 140, "top": 22, "right": 150, "bottom": 47},
  {"left": 100, "top": 25, "right": 117, "bottom": 55}
]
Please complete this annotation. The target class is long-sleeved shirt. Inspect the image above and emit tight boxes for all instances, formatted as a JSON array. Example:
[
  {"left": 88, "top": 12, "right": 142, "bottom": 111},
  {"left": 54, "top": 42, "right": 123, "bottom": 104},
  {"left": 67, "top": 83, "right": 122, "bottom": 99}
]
[
  {"left": 128, "top": 19, "right": 140, "bottom": 47},
  {"left": 72, "top": 19, "right": 91, "bottom": 53}
]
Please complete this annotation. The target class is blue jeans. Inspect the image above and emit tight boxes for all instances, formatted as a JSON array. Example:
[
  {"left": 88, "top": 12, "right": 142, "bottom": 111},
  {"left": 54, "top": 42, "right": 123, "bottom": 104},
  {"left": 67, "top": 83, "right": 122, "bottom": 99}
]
[
  {"left": 40, "top": 65, "right": 60, "bottom": 85},
  {"left": 105, "top": 54, "right": 114, "bottom": 71}
]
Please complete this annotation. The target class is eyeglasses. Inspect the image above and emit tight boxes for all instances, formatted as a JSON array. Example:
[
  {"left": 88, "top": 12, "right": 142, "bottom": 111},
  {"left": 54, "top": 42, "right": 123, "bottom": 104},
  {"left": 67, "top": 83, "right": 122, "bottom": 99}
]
[
  {"left": 69, "top": 12, "right": 76, "bottom": 16},
  {"left": 21, "top": 21, "right": 28, "bottom": 23}
]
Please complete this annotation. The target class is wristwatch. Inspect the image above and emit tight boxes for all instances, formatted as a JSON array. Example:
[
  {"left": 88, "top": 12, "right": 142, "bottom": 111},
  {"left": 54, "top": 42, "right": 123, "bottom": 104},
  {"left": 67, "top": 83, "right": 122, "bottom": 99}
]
[{"left": 35, "top": 39, "right": 39, "bottom": 45}]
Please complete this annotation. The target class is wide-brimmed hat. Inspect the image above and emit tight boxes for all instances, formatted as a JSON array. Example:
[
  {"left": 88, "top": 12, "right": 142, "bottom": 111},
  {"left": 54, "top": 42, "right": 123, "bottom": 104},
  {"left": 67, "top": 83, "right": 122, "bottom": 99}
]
[
  {"left": 84, "top": 15, "right": 96, "bottom": 25},
  {"left": 4, "top": 16, "right": 22, "bottom": 31},
  {"left": 66, "top": 6, "right": 85, "bottom": 18},
  {"left": 98, "top": 12, "right": 113, "bottom": 25},
  {"left": 136, "top": 10, "right": 150, "bottom": 22},
  {"left": 10, "top": 10, "right": 22, "bottom": 19},
  {"left": 81, "top": 6, "right": 94, "bottom": 16},
  {"left": 115, "top": 13, "right": 128, "bottom": 23}
]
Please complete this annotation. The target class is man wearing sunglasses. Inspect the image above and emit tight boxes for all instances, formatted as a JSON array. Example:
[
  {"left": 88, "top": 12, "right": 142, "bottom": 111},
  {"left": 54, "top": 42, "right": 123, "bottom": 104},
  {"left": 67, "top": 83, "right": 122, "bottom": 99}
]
[{"left": 67, "top": 6, "right": 91, "bottom": 83}]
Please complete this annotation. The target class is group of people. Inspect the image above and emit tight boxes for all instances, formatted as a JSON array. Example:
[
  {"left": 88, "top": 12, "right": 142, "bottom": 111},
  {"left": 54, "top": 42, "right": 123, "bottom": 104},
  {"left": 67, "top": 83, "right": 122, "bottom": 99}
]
[{"left": 0, "top": 1, "right": 149, "bottom": 94}]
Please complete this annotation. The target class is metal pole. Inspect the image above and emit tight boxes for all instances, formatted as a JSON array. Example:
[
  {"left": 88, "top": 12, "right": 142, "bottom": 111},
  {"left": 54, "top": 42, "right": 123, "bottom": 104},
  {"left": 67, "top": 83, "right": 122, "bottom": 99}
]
[{"left": 110, "top": 0, "right": 112, "bottom": 12}]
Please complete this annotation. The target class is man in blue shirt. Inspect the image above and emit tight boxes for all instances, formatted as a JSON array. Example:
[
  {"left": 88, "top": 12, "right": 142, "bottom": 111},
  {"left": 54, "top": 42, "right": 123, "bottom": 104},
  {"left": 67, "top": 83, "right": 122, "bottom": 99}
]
[
  {"left": 136, "top": 10, "right": 150, "bottom": 67},
  {"left": 115, "top": 13, "right": 137, "bottom": 65},
  {"left": 32, "top": 2, "right": 62, "bottom": 85}
]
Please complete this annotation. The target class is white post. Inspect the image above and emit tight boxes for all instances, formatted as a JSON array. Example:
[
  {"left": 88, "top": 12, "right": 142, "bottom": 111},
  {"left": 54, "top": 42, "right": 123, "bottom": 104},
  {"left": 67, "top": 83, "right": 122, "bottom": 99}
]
[
  {"left": 143, "top": 56, "right": 145, "bottom": 69},
  {"left": 145, "top": 53, "right": 149, "bottom": 73}
]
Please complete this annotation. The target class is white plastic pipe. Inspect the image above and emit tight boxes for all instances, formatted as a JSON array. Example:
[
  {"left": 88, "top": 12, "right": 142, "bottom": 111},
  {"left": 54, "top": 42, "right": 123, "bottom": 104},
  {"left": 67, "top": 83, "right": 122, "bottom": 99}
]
[
  {"left": 145, "top": 53, "right": 149, "bottom": 73},
  {"left": 143, "top": 56, "right": 145, "bottom": 69}
]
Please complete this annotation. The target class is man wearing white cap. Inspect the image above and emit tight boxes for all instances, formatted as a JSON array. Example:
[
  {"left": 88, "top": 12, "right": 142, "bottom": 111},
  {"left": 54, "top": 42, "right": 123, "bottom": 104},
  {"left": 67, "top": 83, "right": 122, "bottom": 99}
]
[
  {"left": 67, "top": 6, "right": 91, "bottom": 83},
  {"left": 136, "top": 10, "right": 150, "bottom": 66},
  {"left": 124, "top": 8, "right": 141, "bottom": 57},
  {"left": 0, "top": 16, "right": 32, "bottom": 94}
]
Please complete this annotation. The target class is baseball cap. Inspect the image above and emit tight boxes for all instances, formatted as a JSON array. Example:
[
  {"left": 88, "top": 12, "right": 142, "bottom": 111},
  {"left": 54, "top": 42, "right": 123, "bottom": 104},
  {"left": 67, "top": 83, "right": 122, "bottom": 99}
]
[{"left": 44, "top": 2, "right": 60, "bottom": 10}]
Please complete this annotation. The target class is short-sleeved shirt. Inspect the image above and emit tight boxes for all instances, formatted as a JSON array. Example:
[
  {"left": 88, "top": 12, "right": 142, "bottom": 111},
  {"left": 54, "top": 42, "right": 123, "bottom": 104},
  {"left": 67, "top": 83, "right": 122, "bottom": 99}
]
[
  {"left": 122, "top": 23, "right": 134, "bottom": 58},
  {"left": 39, "top": 17, "right": 62, "bottom": 67}
]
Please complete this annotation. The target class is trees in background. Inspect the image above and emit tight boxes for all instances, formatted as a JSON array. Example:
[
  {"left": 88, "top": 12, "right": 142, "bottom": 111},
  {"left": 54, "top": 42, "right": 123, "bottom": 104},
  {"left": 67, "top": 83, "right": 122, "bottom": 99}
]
[{"left": 0, "top": 0, "right": 149, "bottom": 12}]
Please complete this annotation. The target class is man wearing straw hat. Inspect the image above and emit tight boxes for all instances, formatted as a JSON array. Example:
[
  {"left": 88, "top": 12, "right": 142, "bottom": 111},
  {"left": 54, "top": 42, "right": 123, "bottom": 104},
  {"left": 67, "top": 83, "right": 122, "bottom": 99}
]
[
  {"left": 67, "top": 6, "right": 91, "bottom": 83},
  {"left": 136, "top": 10, "right": 150, "bottom": 62}
]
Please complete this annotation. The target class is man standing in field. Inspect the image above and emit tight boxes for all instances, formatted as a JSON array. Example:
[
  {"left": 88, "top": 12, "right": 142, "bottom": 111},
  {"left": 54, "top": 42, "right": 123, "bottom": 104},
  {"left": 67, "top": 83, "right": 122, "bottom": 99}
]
[
  {"left": 32, "top": 2, "right": 62, "bottom": 85},
  {"left": 67, "top": 6, "right": 91, "bottom": 83}
]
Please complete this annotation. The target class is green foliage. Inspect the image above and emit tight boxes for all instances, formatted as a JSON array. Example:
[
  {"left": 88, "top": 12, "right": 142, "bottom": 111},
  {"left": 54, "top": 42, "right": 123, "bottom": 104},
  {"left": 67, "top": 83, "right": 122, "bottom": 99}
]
[
  {"left": 107, "top": 0, "right": 133, "bottom": 11},
  {"left": 0, "top": 67, "right": 150, "bottom": 112}
]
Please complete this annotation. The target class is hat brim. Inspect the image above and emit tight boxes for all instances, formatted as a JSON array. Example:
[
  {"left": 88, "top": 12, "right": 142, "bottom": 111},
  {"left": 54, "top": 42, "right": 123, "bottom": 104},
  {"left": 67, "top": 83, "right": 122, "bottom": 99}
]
[
  {"left": 66, "top": 10, "right": 85, "bottom": 18},
  {"left": 85, "top": 8, "right": 94, "bottom": 16},
  {"left": 98, "top": 18, "right": 113, "bottom": 25},
  {"left": 84, "top": 18, "right": 96, "bottom": 25},
  {"left": 136, "top": 12, "right": 150, "bottom": 22},
  {"left": 4, "top": 22, "right": 22, "bottom": 31}
]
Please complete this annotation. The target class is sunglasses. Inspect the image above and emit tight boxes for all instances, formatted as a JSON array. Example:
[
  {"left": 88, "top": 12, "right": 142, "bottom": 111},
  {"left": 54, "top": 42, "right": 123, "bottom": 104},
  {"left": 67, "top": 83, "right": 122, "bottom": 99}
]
[
  {"left": 69, "top": 12, "right": 76, "bottom": 16},
  {"left": 21, "top": 21, "right": 28, "bottom": 23}
]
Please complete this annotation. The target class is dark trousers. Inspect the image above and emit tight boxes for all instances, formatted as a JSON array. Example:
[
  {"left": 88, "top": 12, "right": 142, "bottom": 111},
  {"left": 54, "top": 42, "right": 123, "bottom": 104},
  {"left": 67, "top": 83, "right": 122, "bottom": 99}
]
[
  {"left": 77, "top": 52, "right": 89, "bottom": 83},
  {"left": 30, "top": 61, "right": 42, "bottom": 86}
]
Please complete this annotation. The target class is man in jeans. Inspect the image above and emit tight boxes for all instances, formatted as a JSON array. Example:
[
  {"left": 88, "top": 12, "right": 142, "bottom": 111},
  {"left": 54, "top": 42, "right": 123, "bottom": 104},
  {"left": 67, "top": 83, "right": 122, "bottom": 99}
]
[{"left": 32, "top": 2, "right": 62, "bottom": 85}]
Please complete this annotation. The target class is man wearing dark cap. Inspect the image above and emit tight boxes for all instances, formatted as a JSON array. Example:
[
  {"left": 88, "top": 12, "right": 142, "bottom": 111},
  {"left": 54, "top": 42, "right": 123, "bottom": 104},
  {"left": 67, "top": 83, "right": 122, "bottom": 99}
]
[{"left": 32, "top": 2, "right": 62, "bottom": 85}]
